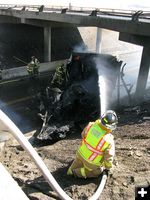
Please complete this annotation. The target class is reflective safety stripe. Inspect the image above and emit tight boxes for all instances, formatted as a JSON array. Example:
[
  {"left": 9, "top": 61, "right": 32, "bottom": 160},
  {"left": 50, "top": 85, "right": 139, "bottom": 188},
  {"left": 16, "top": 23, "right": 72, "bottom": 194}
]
[
  {"left": 84, "top": 142, "right": 103, "bottom": 155},
  {"left": 78, "top": 121, "right": 110, "bottom": 164},
  {"left": 80, "top": 168, "right": 86, "bottom": 178},
  {"left": 88, "top": 152, "right": 96, "bottom": 161},
  {"left": 97, "top": 138, "right": 106, "bottom": 150},
  {"left": 88, "top": 136, "right": 107, "bottom": 161},
  {"left": 84, "top": 123, "right": 92, "bottom": 137}
]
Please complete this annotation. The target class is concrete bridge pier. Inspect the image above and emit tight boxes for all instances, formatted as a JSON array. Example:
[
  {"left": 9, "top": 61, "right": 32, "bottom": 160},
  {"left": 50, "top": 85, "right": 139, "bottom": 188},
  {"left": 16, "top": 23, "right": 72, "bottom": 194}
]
[
  {"left": 96, "top": 28, "right": 102, "bottom": 53},
  {"left": 44, "top": 27, "right": 51, "bottom": 62},
  {"left": 135, "top": 46, "right": 150, "bottom": 102},
  {"left": 119, "top": 33, "right": 150, "bottom": 103}
]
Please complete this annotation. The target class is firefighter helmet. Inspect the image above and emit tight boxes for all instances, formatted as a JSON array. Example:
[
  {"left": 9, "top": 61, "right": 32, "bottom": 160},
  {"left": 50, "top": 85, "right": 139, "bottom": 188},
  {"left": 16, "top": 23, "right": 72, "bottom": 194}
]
[{"left": 101, "top": 110, "right": 118, "bottom": 130}]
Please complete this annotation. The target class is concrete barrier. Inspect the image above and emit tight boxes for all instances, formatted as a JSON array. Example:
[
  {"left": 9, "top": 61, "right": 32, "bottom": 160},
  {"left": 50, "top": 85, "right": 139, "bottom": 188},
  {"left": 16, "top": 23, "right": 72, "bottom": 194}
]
[
  {"left": 1, "top": 60, "right": 67, "bottom": 80},
  {"left": 0, "top": 163, "right": 29, "bottom": 200}
]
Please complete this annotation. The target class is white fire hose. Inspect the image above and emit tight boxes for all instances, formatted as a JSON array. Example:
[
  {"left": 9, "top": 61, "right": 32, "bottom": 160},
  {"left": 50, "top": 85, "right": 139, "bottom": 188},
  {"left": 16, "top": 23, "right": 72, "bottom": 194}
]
[{"left": 0, "top": 109, "right": 107, "bottom": 200}]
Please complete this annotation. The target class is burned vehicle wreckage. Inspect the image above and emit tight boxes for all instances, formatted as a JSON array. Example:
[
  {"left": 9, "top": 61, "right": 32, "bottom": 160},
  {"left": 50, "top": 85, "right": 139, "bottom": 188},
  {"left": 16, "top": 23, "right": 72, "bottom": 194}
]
[{"left": 34, "top": 53, "right": 122, "bottom": 142}]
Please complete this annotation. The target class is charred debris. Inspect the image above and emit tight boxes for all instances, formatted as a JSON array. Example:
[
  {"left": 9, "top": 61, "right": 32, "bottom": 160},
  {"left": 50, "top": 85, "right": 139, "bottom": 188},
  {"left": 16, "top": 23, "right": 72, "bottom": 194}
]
[{"left": 30, "top": 52, "right": 123, "bottom": 142}]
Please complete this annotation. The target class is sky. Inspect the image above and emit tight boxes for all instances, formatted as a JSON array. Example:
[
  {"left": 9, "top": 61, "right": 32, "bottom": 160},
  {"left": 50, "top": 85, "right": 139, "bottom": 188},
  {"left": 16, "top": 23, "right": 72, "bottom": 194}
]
[{"left": 0, "top": 0, "right": 150, "bottom": 10}]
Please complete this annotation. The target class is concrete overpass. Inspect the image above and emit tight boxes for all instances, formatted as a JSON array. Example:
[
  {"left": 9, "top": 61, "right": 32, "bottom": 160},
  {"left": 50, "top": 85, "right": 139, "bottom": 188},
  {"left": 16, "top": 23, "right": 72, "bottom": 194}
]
[
  {"left": 0, "top": 4, "right": 150, "bottom": 102},
  {"left": 0, "top": 4, "right": 150, "bottom": 34}
]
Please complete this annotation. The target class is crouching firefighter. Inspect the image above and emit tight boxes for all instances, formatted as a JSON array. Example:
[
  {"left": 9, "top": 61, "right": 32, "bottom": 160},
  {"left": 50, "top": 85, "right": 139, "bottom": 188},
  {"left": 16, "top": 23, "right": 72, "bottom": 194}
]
[{"left": 67, "top": 110, "right": 118, "bottom": 178}]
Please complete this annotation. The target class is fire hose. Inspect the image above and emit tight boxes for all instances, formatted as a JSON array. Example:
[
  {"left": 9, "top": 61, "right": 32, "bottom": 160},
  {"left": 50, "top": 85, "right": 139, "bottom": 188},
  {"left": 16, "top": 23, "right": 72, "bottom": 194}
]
[{"left": 0, "top": 109, "right": 107, "bottom": 200}]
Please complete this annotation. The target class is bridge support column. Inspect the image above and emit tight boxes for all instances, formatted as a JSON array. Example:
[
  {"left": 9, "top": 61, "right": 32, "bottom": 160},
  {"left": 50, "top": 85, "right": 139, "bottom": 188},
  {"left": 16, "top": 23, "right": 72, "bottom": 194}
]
[
  {"left": 96, "top": 28, "right": 102, "bottom": 53},
  {"left": 135, "top": 46, "right": 150, "bottom": 102},
  {"left": 44, "top": 27, "right": 51, "bottom": 62}
]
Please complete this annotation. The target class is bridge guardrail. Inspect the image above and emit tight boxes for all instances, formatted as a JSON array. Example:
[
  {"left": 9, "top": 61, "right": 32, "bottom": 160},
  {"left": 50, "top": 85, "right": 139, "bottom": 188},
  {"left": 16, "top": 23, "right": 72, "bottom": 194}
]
[{"left": 0, "top": 3, "right": 150, "bottom": 18}]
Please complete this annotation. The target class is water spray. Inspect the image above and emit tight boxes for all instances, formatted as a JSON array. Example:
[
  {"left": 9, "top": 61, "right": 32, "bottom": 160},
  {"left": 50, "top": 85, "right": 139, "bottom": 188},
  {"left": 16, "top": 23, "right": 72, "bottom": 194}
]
[
  {"left": 0, "top": 109, "right": 107, "bottom": 200},
  {"left": 98, "top": 75, "right": 107, "bottom": 115}
]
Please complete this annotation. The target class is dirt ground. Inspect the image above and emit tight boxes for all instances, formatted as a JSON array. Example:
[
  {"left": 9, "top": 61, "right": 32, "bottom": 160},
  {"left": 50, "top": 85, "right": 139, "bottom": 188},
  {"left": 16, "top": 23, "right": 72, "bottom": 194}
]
[{"left": 0, "top": 110, "right": 150, "bottom": 200}]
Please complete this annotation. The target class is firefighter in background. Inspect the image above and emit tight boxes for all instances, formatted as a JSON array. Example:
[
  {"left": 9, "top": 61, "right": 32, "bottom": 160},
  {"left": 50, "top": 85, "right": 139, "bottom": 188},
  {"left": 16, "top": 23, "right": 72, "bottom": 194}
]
[
  {"left": 67, "top": 110, "right": 118, "bottom": 178},
  {"left": 51, "top": 63, "right": 67, "bottom": 89},
  {"left": 27, "top": 56, "right": 40, "bottom": 78}
]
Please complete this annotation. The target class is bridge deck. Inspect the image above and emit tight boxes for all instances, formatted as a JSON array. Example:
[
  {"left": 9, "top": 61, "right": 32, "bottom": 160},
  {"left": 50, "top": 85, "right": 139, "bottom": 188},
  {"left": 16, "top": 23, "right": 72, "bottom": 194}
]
[{"left": 0, "top": 4, "right": 150, "bottom": 36}]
